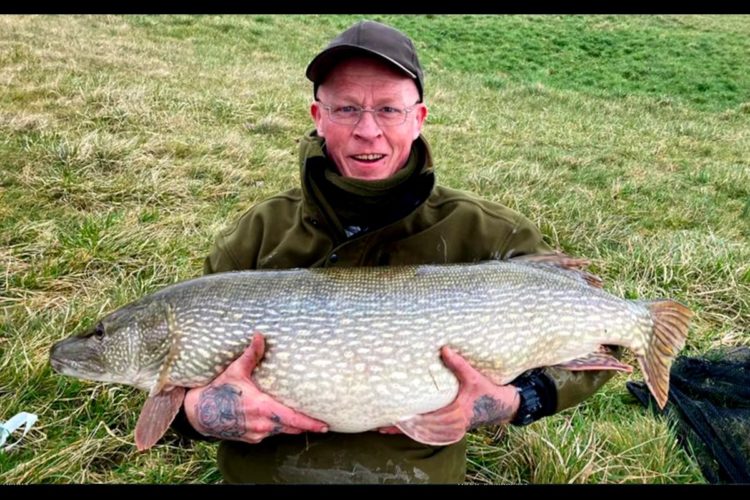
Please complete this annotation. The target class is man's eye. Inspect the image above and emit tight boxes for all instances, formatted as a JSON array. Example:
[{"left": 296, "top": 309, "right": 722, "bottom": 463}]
[
  {"left": 378, "top": 106, "right": 401, "bottom": 114},
  {"left": 335, "top": 106, "right": 359, "bottom": 114}
]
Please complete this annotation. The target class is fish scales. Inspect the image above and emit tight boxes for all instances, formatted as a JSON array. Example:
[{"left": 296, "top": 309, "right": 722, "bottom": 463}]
[{"left": 49, "top": 257, "right": 691, "bottom": 448}]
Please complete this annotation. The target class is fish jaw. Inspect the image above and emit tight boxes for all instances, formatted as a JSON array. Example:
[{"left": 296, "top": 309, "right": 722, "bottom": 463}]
[{"left": 49, "top": 334, "right": 110, "bottom": 381}]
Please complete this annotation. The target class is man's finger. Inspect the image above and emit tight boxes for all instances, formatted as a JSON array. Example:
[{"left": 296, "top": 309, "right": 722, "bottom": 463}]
[
  {"left": 247, "top": 420, "right": 278, "bottom": 435},
  {"left": 225, "top": 333, "right": 266, "bottom": 377},
  {"left": 440, "top": 346, "right": 475, "bottom": 379},
  {"left": 377, "top": 426, "right": 403, "bottom": 434},
  {"left": 279, "top": 426, "right": 305, "bottom": 435},
  {"left": 271, "top": 404, "right": 328, "bottom": 432},
  {"left": 247, "top": 333, "right": 266, "bottom": 367}
]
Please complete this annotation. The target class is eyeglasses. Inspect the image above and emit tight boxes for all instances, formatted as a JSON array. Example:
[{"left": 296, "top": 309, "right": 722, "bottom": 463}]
[{"left": 318, "top": 101, "right": 420, "bottom": 127}]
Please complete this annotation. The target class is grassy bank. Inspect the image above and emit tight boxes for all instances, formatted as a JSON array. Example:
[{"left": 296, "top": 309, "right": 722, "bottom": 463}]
[{"left": 1, "top": 15, "right": 748, "bottom": 483}]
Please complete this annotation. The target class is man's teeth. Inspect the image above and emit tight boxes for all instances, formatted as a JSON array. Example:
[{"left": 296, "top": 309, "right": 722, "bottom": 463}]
[{"left": 353, "top": 154, "right": 384, "bottom": 161}]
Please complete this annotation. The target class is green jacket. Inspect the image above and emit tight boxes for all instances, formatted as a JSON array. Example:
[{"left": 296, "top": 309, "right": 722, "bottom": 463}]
[
  {"left": 206, "top": 134, "right": 546, "bottom": 271},
  {"left": 202, "top": 131, "right": 616, "bottom": 483}
]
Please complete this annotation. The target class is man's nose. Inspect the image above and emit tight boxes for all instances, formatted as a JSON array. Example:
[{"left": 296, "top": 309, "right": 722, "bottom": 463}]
[{"left": 353, "top": 110, "right": 383, "bottom": 138}]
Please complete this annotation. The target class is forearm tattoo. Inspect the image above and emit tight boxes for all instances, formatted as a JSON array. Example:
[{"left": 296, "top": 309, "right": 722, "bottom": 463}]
[
  {"left": 195, "top": 384, "right": 245, "bottom": 439},
  {"left": 470, "top": 394, "right": 515, "bottom": 429}
]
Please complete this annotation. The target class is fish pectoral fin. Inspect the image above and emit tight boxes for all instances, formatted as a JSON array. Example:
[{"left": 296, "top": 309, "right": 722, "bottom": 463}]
[
  {"left": 394, "top": 408, "right": 467, "bottom": 446},
  {"left": 148, "top": 379, "right": 168, "bottom": 398},
  {"left": 554, "top": 352, "right": 633, "bottom": 373},
  {"left": 134, "top": 386, "right": 186, "bottom": 451}
]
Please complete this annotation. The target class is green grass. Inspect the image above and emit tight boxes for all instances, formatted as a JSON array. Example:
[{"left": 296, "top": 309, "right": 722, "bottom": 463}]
[
  {"left": 1, "top": 14, "right": 748, "bottom": 484},
  {"left": 398, "top": 15, "right": 750, "bottom": 111}
]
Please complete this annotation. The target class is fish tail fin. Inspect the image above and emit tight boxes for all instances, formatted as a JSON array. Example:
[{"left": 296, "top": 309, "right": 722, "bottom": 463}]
[{"left": 636, "top": 300, "right": 692, "bottom": 409}]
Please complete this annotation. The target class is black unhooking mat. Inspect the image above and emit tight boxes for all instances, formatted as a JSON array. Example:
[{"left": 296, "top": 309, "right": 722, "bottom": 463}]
[{"left": 626, "top": 347, "right": 750, "bottom": 484}]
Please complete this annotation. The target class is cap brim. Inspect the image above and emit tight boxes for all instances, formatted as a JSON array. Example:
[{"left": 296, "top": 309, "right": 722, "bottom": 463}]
[{"left": 306, "top": 44, "right": 417, "bottom": 84}]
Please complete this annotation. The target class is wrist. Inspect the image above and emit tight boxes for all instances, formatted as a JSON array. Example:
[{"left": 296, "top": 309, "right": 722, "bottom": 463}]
[
  {"left": 509, "top": 370, "right": 556, "bottom": 426},
  {"left": 507, "top": 384, "right": 522, "bottom": 421},
  {"left": 170, "top": 389, "right": 219, "bottom": 442},
  {"left": 182, "top": 389, "right": 203, "bottom": 433}
]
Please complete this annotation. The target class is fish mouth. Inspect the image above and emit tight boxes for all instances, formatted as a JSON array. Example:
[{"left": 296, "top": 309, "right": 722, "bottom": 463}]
[
  {"left": 49, "top": 340, "right": 79, "bottom": 376},
  {"left": 48, "top": 337, "right": 105, "bottom": 378},
  {"left": 49, "top": 339, "right": 70, "bottom": 373},
  {"left": 49, "top": 355, "right": 67, "bottom": 374}
]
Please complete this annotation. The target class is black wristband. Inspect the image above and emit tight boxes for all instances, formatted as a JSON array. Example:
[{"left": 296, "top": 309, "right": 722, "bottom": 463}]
[{"left": 510, "top": 370, "right": 557, "bottom": 426}]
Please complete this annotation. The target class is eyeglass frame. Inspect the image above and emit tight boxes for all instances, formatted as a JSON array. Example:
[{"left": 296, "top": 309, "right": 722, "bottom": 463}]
[{"left": 315, "top": 99, "right": 422, "bottom": 127}]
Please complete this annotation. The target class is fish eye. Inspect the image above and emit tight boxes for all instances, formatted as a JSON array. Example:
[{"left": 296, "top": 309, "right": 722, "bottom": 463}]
[{"left": 93, "top": 323, "right": 105, "bottom": 339}]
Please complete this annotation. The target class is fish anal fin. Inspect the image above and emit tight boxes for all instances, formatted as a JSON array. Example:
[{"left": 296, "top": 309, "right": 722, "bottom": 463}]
[
  {"left": 555, "top": 352, "right": 633, "bottom": 373},
  {"left": 134, "top": 386, "right": 186, "bottom": 451},
  {"left": 395, "top": 408, "right": 467, "bottom": 446}
]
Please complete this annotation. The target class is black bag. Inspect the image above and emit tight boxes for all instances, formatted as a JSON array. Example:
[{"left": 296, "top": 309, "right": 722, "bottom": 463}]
[{"left": 626, "top": 347, "right": 750, "bottom": 484}]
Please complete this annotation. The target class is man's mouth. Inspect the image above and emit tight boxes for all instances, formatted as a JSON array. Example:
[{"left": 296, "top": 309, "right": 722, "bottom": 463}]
[{"left": 351, "top": 154, "right": 385, "bottom": 162}]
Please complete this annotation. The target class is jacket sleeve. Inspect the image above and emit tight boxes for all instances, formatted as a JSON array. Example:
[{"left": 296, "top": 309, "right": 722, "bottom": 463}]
[
  {"left": 203, "top": 210, "right": 265, "bottom": 274},
  {"left": 541, "top": 347, "right": 624, "bottom": 413}
]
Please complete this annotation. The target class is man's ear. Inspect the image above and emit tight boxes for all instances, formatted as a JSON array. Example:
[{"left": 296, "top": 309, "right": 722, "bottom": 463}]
[
  {"left": 310, "top": 101, "right": 325, "bottom": 137},
  {"left": 413, "top": 104, "right": 428, "bottom": 140}
]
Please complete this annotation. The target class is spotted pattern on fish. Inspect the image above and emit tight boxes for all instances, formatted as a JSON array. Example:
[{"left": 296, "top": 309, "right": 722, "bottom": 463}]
[{"left": 49, "top": 259, "right": 690, "bottom": 434}]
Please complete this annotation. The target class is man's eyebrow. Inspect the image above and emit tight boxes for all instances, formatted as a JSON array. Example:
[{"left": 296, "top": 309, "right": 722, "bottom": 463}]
[{"left": 326, "top": 95, "right": 407, "bottom": 105}]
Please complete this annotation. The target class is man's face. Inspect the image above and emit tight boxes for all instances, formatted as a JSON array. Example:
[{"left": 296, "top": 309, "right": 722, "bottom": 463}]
[{"left": 311, "top": 58, "right": 428, "bottom": 180}]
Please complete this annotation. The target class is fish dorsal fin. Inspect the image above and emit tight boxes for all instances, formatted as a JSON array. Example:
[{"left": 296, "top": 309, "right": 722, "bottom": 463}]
[
  {"left": 135, "top": 387, "right": 186, "bottom": 451},
  {"left": 510, "top": 251, "right": 603, "bottom": 289}
]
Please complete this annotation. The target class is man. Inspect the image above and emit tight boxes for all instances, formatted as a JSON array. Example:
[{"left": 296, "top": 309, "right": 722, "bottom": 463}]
[{"left": 172, "top": 20, "right": 618, "bottom": 484}]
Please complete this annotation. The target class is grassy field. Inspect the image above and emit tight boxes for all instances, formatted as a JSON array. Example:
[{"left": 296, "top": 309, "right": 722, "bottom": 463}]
[{"left": 1, "top": 15, "right": 748, "bottom": 484}]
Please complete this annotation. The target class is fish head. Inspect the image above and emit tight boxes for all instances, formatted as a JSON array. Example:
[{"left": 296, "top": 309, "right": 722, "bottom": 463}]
[{"left": 49, "top": 298, "right": 171, "bottom": 391}]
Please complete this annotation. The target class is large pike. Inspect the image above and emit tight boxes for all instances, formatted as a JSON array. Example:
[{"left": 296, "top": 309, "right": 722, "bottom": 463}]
[{"left": 49, "top": 254, "right": 691, "bottom": 450}]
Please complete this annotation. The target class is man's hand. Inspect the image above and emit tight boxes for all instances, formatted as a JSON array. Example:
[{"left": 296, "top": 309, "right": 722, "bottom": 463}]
[
  {"left": 379, "top": 346, "right": 521, "bottom": 439},
  {"left": 438, "top": 346, "right": 521, "bottom": 430},
  {"left": 183, "top": 333, "right": 328, "bottom": 444}
]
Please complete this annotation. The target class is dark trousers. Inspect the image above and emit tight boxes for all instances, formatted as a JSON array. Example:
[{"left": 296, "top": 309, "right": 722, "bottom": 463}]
[{"left": 218, "top": 432, "right": 467, "bottom": 484}]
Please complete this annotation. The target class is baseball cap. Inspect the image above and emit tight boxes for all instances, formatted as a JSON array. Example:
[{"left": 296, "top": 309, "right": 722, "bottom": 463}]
[{"left": 306, "top": 20, "right": 424, "bottom": 101}]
